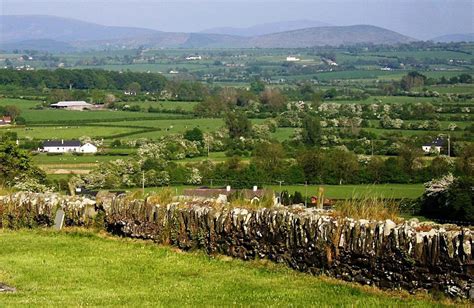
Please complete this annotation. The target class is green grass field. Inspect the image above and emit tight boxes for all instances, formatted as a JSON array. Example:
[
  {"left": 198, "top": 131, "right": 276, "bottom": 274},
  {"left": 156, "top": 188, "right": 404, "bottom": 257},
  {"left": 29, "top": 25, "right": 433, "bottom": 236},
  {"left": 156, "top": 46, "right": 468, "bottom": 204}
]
[
  {"left": 128, "top": 100, "right": 198, "bottom": 112},
  {"left": 142, "top": 183, "right": 425, "bottom": 199},
  {"left": 0, "top": 229, "right": 440, "bottom": 306},
  {"left": 265, "top": 183, "right": 425, "bottom": 199},
  {"left": 32, "top": 154, "right": 129, "bottom": 165},
  {"left": 0, "top": 98, "right": 182, "bottom": 123}
]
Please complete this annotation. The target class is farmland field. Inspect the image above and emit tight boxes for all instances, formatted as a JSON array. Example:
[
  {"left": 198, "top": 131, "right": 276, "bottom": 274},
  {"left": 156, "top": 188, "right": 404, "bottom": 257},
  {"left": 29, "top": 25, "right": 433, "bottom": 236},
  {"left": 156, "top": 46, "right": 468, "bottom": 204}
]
[
  {"left": 0, "top": 98, "right": 185, "bottom": 123},
  {"left": 0, "top": 44, "right": 472, "bottom": 204},
  {"left": 141, "top": 183, "right": 425, "bottom": 199},
  {"left": 0, "top": 230, "right": 439, "bottom": 306}
]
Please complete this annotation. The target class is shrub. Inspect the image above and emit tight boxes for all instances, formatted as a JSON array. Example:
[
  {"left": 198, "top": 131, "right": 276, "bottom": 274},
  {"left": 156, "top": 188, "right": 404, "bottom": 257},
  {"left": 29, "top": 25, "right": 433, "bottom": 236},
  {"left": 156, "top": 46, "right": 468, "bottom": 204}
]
[{"left": 420, "top": 175, "right": 474, "bottom": 223}]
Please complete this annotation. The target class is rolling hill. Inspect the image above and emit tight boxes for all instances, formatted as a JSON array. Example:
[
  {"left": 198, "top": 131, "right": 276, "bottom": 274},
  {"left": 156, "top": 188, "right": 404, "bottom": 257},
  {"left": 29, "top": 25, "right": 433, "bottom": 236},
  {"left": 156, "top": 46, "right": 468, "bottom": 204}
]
[
  {"left": 0, "top": 15, "right": 158, "bottom": 43},
  {"left": 247, "top": 25, "right": 415, "bottom": 48},
  {"left": 0, "top": 15, "right": 415, "bottom": 50},
  {"left": 200, "top": 20, "right": 332, "bottom": 37},
  {"left": 431, "top": 33, "right": 474, "bottom": 43}
]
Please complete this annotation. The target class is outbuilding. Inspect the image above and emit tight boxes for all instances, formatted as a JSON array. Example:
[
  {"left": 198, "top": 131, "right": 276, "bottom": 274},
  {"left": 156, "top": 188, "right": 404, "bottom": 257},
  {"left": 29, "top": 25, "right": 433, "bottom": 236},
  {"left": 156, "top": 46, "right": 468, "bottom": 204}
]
[{"left": 50, "top": 101, "right": 93, "bottom": 111}]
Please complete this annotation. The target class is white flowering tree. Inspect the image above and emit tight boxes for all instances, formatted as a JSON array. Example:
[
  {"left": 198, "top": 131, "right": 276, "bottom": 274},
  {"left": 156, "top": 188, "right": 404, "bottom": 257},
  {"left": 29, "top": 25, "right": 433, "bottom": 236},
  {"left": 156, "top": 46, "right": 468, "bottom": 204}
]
[{"left": 186, "top": 167, "right": 202, "bottom": 185}]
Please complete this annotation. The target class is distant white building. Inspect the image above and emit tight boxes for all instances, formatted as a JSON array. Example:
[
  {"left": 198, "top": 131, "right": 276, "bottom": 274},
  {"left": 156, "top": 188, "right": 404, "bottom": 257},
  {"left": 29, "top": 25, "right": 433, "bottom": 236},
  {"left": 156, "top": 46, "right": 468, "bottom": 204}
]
[
  {"left": 40, "top": 140, "right": 98, "bottom": 153},
  {"left": 50, "top": 101, "right": 94, "bottom": 111},
  {"left": 286, "top": 56, "right": 300, "bottom": 62},
  {"left": 186, "top": 55, "right": 202, "bottom": 60},
  {"left": 322, "top": 58, "right": 338, "bottom": 66},
  {"left": 0, "top": 116, "right": 12, "bottom": 126},
  {"left": 422, "top": 138, "right": 446, "bottom": 154}
]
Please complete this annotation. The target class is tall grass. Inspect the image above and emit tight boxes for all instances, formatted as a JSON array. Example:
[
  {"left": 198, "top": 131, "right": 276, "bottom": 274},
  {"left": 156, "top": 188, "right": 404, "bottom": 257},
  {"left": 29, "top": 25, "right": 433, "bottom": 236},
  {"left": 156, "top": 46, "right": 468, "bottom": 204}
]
[
  {"left": 0, "top": 185, "right": 13, "bottom": 196},
  {"left": 227, "top": 190, "right": 275, "bottom": 210},
  {"left": 333, "top": 196, "right": 400, "bottom": 222},
  {"left": 146, "top": 188, "right": 175, "bottom": 205}
]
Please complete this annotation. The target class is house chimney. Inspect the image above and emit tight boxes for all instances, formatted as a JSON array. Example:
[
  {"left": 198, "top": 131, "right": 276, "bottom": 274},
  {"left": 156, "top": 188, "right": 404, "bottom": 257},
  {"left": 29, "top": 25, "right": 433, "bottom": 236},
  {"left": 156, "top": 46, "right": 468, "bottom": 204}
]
[
  {"left": 61, "top": 139, "right": 64, "bottom": 145},
  {"left": 253, "top": 186, "right": 258, "bottom": 192},
  {"left": 226, "top": 185, "right": 231, "bottom": 192}
]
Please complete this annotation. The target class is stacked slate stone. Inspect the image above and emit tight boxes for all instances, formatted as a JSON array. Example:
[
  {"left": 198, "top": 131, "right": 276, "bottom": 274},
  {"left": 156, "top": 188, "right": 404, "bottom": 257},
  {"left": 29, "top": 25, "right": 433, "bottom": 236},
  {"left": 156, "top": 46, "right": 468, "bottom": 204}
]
[{"left": 1, "top": 192, "right": 472, "bottom": 298}]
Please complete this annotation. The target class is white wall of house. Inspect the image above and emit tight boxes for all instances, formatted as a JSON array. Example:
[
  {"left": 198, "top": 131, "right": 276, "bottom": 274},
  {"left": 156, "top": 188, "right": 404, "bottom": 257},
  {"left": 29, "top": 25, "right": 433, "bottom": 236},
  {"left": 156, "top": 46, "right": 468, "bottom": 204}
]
[
  {"left": 422, "top": 146, "right": 442, "bottom": 153},
  {"left": 42, "top": 143, "right": 97, "bottom": 153},
  {"left": 79, "top": 143, "right": 98, "bottom": 153},
  {"left": 43, "top": 146, "right": 81, "bottom": 153}
]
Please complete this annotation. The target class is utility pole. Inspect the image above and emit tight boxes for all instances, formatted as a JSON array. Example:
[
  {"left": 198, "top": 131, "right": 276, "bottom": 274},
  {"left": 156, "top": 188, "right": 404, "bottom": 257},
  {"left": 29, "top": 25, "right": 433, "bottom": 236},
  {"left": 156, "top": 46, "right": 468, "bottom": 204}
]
[
  {"left": 304, "top": 181, "right": 308, "bottom": 207},
  {"left": 448, "top": 134, "right": 451, "bottom": 157},
  {"left": 142, "top": 171, "right": 145, "bottom": 196},
  {"left": 277, "top": 180, "right": 284, "bottom": 192}
]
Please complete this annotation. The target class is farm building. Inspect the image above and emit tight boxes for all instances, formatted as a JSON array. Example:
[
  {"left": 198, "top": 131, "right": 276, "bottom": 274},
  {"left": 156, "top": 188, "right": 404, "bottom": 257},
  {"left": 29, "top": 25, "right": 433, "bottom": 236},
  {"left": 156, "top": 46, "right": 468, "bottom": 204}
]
[
  {"left": 286, "top": 56, "right": 300, "bottom": 62},
  {"left": 0, "top": 116, "right": 12, "bottom": 126},
  {"left": 50, "top": 101, "right": 93, "bottom": 111},
  {"left": 186, "top": 55, "right": 202, "bottom": 60},
  {"left": 40, "top": 140, "right": 98, "bottom": 153},
  {"left": 422, "top": 137, "right": 446, "bottom": 154}
]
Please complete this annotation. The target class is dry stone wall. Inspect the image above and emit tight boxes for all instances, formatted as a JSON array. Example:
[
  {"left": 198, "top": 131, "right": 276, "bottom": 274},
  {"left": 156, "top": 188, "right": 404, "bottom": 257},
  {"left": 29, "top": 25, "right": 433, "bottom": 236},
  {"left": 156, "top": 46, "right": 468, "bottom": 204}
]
[{"left": 1, "top": 192, "right": 472, "bottom": 298}]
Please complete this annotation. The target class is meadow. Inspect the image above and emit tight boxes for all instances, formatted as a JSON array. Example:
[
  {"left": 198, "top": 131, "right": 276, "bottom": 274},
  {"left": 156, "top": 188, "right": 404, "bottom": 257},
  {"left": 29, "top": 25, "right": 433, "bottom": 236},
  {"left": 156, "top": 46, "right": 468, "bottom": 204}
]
[
  {"left": 140, "top": 183, "right": 425, "bottom": 199},
  {"left": 0, "top": 229, "right": 441, "bottom": 306},
  {"left": 0, "top": 98, "right": 184, "bottom": 123}
]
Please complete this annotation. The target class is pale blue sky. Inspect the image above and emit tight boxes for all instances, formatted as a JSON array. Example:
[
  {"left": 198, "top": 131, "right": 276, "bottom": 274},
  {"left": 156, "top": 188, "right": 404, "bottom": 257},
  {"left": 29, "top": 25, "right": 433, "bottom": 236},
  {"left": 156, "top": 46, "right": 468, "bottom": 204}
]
[{"left": 1, "top": 0, "right": 472, "bottom": 39}]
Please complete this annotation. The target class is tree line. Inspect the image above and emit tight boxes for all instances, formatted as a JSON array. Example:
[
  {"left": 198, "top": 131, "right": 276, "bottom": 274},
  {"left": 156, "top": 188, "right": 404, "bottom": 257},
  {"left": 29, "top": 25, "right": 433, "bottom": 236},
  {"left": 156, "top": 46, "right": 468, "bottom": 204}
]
[{"left": 0, "top": 69, "right": 167, "bottom": 92}]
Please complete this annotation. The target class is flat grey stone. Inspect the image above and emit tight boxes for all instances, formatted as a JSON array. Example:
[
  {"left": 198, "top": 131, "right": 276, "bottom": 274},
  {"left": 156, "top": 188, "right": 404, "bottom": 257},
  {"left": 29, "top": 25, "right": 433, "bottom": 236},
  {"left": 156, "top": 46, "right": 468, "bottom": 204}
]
[
  {"left": 0, "top": 283, "right": 16, "bottom": 292},
  {"left": 54, "top": 209, "right": 65, "bottom": 230}
]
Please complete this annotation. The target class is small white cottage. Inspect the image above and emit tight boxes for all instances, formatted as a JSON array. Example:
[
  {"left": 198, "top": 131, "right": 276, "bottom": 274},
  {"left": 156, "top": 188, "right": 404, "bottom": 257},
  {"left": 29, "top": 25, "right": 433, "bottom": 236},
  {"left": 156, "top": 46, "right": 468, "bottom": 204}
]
[
  {"left": 422, "top": 137, "right": 446, "bottom": 154},
  {"left": 40, "top": 140, "right": 98, "bottom": 153}
]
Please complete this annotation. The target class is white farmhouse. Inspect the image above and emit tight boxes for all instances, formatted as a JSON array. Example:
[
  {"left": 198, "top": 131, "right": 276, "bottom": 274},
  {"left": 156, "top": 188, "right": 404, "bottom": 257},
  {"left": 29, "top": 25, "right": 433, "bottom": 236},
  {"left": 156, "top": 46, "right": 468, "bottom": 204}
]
[
  {"left": 50, "top": 101, "right": 94, "bottom": 111},
  {"left": 422, "top": 138, "right": 446, "bottom": 154},
  {"left": 286, "top": 56, "right": 300, "bottom": 62},
  {"left": 186, "top": 55, "right": 202, "bottom": 60},
  {"left": 41, "top": 140, "right": 98, "bottom": 154}
]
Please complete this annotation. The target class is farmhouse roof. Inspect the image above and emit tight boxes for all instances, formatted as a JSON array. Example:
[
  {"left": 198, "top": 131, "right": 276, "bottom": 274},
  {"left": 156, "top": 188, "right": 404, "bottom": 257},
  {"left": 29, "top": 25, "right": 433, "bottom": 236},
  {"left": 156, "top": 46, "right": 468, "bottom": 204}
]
[
  {"left": 423, "top": 137, "right": 446, "bottom": 147},
  {"left": 50, "top": 101, "right": 92, "bottom": 107},
  {"left": 42, "top": 140, "right": 82, "bottom": 147}
]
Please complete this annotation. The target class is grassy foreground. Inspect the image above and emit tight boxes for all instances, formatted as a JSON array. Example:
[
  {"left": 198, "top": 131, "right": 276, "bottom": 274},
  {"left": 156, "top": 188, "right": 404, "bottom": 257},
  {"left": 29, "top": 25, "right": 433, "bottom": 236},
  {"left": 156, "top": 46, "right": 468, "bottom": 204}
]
[{"left": 0, "top": 229, "right": 443, "bottom": 306}]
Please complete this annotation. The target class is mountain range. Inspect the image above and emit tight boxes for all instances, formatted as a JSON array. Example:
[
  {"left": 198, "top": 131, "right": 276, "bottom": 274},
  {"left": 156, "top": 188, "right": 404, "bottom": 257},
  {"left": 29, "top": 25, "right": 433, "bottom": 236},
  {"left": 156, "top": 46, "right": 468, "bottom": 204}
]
[{"left": 0, "top": 15, "right": 419, "bottom": 51}]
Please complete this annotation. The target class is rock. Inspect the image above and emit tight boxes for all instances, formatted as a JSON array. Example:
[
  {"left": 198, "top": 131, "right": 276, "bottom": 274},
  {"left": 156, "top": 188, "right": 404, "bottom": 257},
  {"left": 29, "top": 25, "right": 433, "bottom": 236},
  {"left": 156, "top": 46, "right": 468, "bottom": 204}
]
[
  {"left": 0, "top": 283, "right": 16, "bottom": 293},
  {"left": 383, "top": 219, "right": 396, "bottom": 236}
]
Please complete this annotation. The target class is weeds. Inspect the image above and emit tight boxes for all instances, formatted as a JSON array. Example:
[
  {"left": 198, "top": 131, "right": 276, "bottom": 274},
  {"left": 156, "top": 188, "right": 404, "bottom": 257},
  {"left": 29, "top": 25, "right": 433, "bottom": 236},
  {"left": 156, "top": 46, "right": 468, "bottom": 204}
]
[
  {"left": 333, "top": 195, "right": 400, "bottom": 222},
  {"left": 227, "top": 190, "right": 275, "bottom": 210},
  {"left": 146, "top": 188, "right": 175, "bottom": 205}
]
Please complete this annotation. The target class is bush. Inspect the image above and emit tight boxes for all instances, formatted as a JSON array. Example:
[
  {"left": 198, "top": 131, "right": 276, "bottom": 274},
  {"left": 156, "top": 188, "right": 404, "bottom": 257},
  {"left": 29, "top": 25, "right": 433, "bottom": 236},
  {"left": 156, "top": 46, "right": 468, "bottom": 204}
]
[{"left": 420, "top": 175, "right": 474, "bottom": 223}]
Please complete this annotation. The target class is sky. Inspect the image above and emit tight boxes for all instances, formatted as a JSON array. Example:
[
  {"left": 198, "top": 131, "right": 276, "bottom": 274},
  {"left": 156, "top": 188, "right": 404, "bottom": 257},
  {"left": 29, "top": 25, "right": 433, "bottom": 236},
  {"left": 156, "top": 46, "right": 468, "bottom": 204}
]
[{"left": 1, "top": 0, "right": 472, "bottom": 39}]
